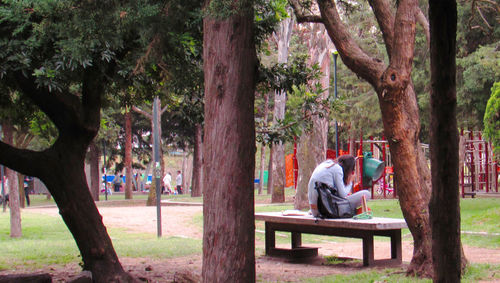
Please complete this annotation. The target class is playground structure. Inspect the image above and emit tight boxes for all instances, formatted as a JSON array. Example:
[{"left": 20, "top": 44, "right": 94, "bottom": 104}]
[
  {"left": 459, "top": 130, "right": 499, "bottom": 197},
  {"left": 268, "top": 130, "right": 498, "bottom": 199},
  {"left": 326, "top": 135, "right": 397, "bottom": 199}
]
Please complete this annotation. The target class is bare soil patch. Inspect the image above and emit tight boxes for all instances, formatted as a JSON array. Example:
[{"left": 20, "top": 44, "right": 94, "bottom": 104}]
[{"left": 20, "top": 205, "right": 500, "bottom": 282}]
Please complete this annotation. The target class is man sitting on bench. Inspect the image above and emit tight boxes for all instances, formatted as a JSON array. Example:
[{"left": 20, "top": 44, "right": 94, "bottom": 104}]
[{"left": 308, "top": 155, "right": 371, "bottom": 217}]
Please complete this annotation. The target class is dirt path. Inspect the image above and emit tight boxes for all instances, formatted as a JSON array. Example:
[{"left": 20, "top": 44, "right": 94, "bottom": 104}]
[{"left": 25, "top": 205, "right": 500, "bottom": 282}]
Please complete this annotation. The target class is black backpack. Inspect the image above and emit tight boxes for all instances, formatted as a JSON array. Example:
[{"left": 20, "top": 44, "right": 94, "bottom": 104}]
[{"left": 315, "top": 182, "right": 354, "bottom": 219}]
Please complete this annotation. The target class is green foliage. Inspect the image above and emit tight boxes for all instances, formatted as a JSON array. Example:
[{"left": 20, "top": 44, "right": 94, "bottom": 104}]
[
  {"left": 483, "top": 82, "right": 500, "bottom": 157},
  {"left": 255, "top": 56, "right": 326, "bottom": 145},
  {"left": 457, "top": 44, "right": 500, "bottom": 129}
]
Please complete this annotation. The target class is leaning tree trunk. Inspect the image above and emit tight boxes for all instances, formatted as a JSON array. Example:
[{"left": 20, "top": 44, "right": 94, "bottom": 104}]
[
  {"left": 313, "top": 0, "right": 435, "bottom": 276},
  {"left": 202, "top": 1, "right": 257, "bottom": 280},
  {"left": 295, "top": 23, "right": 331, "bottom": 210},
  {"left": 191, "top": 123, "right": 203, "bottom": 197},
  {"left": 88, "top": 141, "right": 100, "bottom": 201},
  {"left": 429, "top": 1, "right": 467, "bottom": 281},
  {"left": 124, "top": 109, "right": 133, "bottom": 200},
  {"left": 3, "top": 121, "right": 22, "bottom": 238},
  {"left": 0, "top": 69, "right": 136, "bottom": 282},
  {"left": 39, "top": 139, "right": 135, "bottom": 282}
]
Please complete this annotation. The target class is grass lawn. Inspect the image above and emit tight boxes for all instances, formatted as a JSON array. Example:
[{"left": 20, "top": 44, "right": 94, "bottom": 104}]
[{"left": 2, "top": 193, "right": 499, "bottom": 282}]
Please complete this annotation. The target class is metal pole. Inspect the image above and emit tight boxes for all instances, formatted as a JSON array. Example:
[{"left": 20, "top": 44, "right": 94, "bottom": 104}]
[
  {"left": 102, "top": 141, "right": 108, "bottom": 201},
  {"left": 333, "top": 51, "right": 339, "bottom": 157},
  {"left": 0, "top": 125, "right": 5, "bottom": 212},
  {"left": 153, "top": 96, "right": 162, "bottom": 237}
]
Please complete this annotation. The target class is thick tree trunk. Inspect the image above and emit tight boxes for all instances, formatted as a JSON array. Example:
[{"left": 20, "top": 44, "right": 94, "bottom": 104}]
[
  {"left": 124, "top": 110, "right": 133, "bottom": 199},
  {"left": 202, "top": 1, "right": 257, "bottom": 281},
  {"left": 191, "top": 123, "right": 203, "bottom": 197},
  {"left": 88, "top": 141, "right": 100, "bottom": 201},
  {"left": 379, "top": 84, "right": 433, "bottom": 276},
  {"left": 0, "top": 68, "right": 136, "bottom": 281},
  {"left": 429, "top": 1, "right": 467, "bottom": 281},
  {"left": 314, "top": 0, "right": 436, "bottom": 276},
  {"left": 40, "top": 139, "right": 135, "bottom": 282},
  {"left": 3, "top": 121, "right": 22, "bottom": 238}
]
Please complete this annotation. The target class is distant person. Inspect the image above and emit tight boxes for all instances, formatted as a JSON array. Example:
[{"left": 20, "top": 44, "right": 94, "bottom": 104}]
[
  {"left": 113, "top": 173, "right": 123, "bottom": 192},
  {"left": 176, "top": 170, "right": 182, "bottom": 195},
  {"left": 24, "top": 176, "right": 31, "bottom": 206},
  {"left": 163, "top": 172, "right": 172, "bottom": 194}
]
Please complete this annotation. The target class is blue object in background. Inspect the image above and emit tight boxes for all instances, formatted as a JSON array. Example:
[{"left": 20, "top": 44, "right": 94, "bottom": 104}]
[{"left": 103, "top": 174, "right": 152, "bottom": 183}]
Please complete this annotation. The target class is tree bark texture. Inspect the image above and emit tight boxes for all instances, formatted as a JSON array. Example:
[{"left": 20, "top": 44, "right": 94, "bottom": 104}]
[
  {"left": 429, "top": 1, "right": 467, "bottom": 281},
  {"left": 267, "top": 145, "right": 274, "bottom": 195},
  {"left": 88, "top": 141, "right": 100, "bottom": 201},
  {"left": 202, "top": 1, "right": 257, "bottom": 281},
  {"left": 3, "top": 121, "right": 22, "bottom": 238},
  {"left": 295, "top": 24, "right": 331, "bottom": 210},
  {"left": 271, "top": 14, "right": 293, "bottom": 203},
  {"left": 124, "top": 110, "right": 133, "bottom": 199},
  {"left": 258, "top": 91, "right": 270, "bottom": 195},
  {"left": 0, "top": 69, "right": 135, "bottom": 281},
  {"left": 191, "top": 123, "right": 203, "bottom": 197},
  {"left": 315, "top": 0, "right": 434, "bottom": 276}
]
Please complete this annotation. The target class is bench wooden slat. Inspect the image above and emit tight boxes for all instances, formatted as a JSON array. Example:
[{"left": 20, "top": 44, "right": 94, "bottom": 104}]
[{"left": 255, "top": 212, "right": 407, "bottom": 230}]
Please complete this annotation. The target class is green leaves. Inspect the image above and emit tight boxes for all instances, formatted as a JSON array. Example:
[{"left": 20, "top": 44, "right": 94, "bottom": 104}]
[{"left": 483, "top": 82, "right": 500, "bottom": 157}]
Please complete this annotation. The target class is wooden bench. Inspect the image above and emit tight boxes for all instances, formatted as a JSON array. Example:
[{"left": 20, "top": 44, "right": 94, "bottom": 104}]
[{"left": 255, "top": 212, "right": 407, "bottom": 266}]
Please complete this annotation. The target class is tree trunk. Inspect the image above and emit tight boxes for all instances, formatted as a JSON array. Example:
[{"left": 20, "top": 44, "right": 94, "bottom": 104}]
[
  {"left": 182, "top": 150, "right": 188, "bottom": 192},
  {"left": 144, "top": 98, "right": 163, "bottom": 205},
  {"left": 191, "top": 123, "right": 203, "bottom": 197},
  {"left": 124, "top": 110, "right": 133, "bottom": 200},
  {"left": 41, "top": 141, "right": 134, "bottom": 282},
  {"left": 429, "top": 1, "right": 467, "bottom": 281},
  {"left": 258, "top": 145, "right": 266, "bottom": 195},
  {"left": 18, "top": 173, "right": 25, "bottom": 208},
  {"left": 295, "top": 23, "right": 331, "bottom": 210},
  {"left": 3, "top": 121, "right": 22, "bottom": 238},
  {"left": 202, "top": 1, "right": 257, "bottom": 280},
  {"left": 267, "top": 145, "right": 274, "bottom": 195},
  {"left": 0, "top": 68, "right": 136, "bottom": 281},
  {"left": 314, "top": 0, "right": 435, "bottom": 276},
  {"left": 146, "top": 105, "right": 157, "bottom": 206},
  {"left": 258, "top": 91, "right": 270, "bottom": 195},
  {"left": 88, "top": 141, "right": 100, "bottom": 201},
  {"left": 270, "top": 14, "right": 293, "bottom": 203}
]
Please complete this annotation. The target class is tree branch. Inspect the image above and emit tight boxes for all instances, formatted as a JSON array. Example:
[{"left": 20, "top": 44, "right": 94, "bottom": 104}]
[
  {"left": 0, "top": 140, "right": 52, "bottom": 178},
  {"left": 13, "top": 72, "right": 84, "bottom": 133},
  {"left": 384, "top": 0, "right": 418, "bottom": 86},
  {"left": 476, "top": 6, "right": 493, "bottom": 30},
  {"left": 289, "top": 0, "right": 324, "bottom": 23},
  {"left": 160, "top": 105, "right": 168, "bottom": 115},
  {"left": 132, "top": 106, "right": 153, "bottom": 119},
  {"left": 416, "top": 7, "right": 430, "bottom": 48},
  {"left": 368, "top": 0, "right": 395, "bottom": 59},
  {"left": 316, "top": 0, "right": 386, "bottom": 89}
]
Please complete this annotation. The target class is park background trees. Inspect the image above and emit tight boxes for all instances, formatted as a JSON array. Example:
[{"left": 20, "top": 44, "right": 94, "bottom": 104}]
[{"left": 0, "top": 0, "right": 497, "bottom": 281}]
